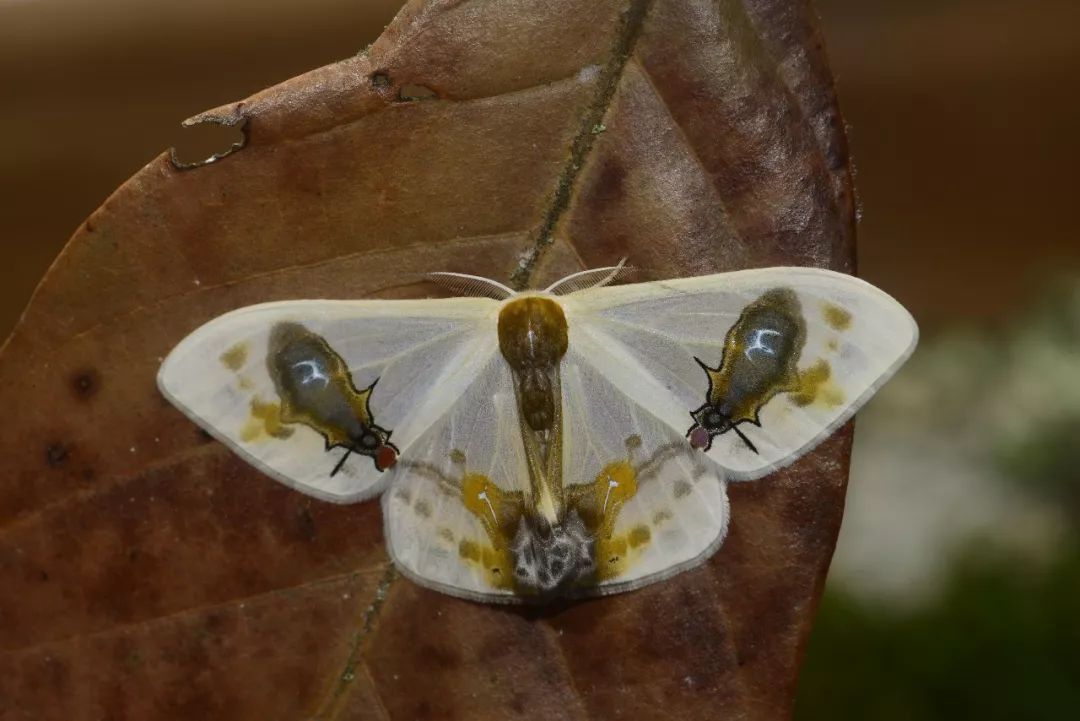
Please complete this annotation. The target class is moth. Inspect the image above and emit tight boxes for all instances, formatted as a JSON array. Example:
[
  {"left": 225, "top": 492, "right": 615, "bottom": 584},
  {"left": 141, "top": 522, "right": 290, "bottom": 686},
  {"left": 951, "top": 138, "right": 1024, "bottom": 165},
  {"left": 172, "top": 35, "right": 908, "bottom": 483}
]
[{"left": 158, "top": 266, "right": 917, "bottom": 602}]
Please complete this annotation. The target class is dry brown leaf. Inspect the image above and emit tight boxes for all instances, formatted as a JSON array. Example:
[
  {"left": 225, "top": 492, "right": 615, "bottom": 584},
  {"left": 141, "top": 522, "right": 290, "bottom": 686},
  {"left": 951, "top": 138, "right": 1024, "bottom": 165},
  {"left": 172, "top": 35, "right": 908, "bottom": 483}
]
[{"left": 0, "top": 0, "right": 854, "bottom": 719}]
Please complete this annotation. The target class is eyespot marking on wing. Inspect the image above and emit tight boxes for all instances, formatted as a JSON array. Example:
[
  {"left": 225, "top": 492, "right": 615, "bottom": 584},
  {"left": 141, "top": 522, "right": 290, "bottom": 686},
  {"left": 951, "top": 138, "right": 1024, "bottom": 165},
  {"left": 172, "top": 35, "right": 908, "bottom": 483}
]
[{"left": 265, "top": 322, "right": 399, "bottom": 475}]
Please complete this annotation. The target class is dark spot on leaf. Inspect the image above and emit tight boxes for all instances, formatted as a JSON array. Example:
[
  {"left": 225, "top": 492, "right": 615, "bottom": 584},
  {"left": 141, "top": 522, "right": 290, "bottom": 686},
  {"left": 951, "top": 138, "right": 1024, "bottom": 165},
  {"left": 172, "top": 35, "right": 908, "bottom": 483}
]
[
  {"left": 371, "top": 71, "right": 391, "bottom": 88},
  {"left": 296, "top": 506, "right": 317, "bottom": 542},
  {"left": 418, "top": 642, "right": 460, "bottom": 670},
  {"left": 593, "top": 158, "right": 626, "bottom": 203},
  {"left": 510, "top": 692, "right": 527, "bottom": 714},
  {"left": 70, "top": 369, "right": 100, "bottom": 400},
  {"left": 46, "top": 442, "right": 70, "bottom": 467}
]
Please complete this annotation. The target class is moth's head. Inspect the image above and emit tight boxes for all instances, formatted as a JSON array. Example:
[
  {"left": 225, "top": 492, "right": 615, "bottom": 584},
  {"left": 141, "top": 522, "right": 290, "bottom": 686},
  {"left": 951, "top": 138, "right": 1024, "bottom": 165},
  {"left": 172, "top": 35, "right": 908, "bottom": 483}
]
[{"left": 509, "top": 512, "right": 595, "bottom": 596}]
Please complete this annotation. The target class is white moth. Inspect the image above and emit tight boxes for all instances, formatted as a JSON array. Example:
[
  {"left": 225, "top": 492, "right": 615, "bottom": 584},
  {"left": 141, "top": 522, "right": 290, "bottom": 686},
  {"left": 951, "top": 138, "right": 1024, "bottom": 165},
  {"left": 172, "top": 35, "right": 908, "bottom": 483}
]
[{"left": 158, "top": 266, "right": 917, "bottom": 603}]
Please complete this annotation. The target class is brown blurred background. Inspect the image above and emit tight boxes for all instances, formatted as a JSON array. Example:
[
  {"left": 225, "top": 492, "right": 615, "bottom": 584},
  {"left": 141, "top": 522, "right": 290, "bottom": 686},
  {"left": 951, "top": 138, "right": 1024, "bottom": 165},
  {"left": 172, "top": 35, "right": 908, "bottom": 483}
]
[
  {"left": 3, "top": 0, "right": 1079, "bottom": 337},
  {"left": 2, "top": 0, "right": 1078, "bottom": 337},
  {"left": 3, "top": 1, "right": 1079, "bottom": 719}
]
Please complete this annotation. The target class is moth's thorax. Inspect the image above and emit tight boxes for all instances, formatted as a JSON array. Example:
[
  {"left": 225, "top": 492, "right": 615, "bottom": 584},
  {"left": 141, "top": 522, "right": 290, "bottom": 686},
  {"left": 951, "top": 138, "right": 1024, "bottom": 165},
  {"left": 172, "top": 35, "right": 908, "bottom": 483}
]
[
  {"left": 497, "top": 295, "right": 568, "bottom": 370},
  {"left": 497, "top": 296, "right": 568, "bottom": 432}
]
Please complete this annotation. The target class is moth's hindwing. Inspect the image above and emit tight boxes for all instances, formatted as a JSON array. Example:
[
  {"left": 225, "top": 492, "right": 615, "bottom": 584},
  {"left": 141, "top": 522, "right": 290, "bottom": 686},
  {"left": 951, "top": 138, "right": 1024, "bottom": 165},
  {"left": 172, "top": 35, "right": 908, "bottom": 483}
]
[
  {"left": 383, "top": 322, "right": 732, "bottom": 602},
  {"left": 558, "top": 358, "right": 730, "bottom": 594},
  {"left": 382, "top": 353, "right": 528, "bottom": 602}
]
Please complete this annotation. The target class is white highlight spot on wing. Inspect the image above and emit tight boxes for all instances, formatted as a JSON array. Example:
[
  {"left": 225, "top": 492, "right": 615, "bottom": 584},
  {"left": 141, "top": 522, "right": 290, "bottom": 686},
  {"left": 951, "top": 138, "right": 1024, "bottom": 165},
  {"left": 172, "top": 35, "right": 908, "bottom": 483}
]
[
  {"left": 602, "top": 475, "right": 619, "bottom": 514},
  {"left": 477, "top": 490, "right": 498, "bottom": 523},
  {"left": 292, "top": 360, "right": 329, "bottom": 388},
  {"left": 745, "top": 328, "right": 781, "bottom": 362}
]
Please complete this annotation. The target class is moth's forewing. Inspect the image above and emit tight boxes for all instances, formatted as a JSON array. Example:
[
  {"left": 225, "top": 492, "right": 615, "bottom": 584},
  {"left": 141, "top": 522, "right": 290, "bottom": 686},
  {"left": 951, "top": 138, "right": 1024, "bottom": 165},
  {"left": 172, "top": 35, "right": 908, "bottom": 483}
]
[
  {"left": 562, "top": 267, "right": 918, "bottom": 481},
  {"left": 158, "top": 299, "right": 496, "bottom": 503}
]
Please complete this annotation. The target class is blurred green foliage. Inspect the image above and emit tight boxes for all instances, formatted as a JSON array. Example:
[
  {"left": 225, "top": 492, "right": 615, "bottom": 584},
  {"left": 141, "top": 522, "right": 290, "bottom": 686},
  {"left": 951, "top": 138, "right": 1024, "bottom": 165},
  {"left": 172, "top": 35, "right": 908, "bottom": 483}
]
[
  {"left": 997, "top": 417, "right": 1080, "bottom": 524},
  {"left": 797, "top": 542, "right": 1080, "bottom": 720}
]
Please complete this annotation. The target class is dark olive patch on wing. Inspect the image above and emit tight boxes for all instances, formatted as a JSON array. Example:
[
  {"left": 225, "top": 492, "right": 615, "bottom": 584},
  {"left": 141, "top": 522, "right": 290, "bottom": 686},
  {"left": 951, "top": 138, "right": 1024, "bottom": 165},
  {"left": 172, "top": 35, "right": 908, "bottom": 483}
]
[
  {"left": 267, "top": 323, "right": 371, "bottom": 447},
  {"left": 264, "top": 322, "right": 397, "bottom": 474},
  {"left": 688, "top": 288, "right": 808, "bottom": 451},
  {"left": 704, "top": 288, "right": 806, "bottom": 422}
]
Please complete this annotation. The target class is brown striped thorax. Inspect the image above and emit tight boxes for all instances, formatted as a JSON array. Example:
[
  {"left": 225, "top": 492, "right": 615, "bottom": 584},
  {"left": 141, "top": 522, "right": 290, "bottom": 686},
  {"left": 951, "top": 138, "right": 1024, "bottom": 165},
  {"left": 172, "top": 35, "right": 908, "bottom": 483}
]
[{"left": 497, "top": 296, "right": 569, "bottom": 432}]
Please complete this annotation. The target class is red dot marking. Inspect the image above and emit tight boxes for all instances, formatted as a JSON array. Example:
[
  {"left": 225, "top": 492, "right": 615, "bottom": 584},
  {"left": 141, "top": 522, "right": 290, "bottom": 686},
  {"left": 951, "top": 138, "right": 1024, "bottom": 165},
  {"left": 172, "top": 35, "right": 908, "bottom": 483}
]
[
  {"left": 376, "top": 445, "right": 398, "bottom": 471},
  {"left": 689, "top": 426, "right": 710, "bottom": 450}
]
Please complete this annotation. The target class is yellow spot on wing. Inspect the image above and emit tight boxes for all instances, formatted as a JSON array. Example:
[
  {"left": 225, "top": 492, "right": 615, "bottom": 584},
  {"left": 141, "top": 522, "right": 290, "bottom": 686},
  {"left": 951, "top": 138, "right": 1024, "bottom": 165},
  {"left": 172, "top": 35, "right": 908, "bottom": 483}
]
[
  {"left": 458, "top": 539, "right": 480, "bottom": 562},
  {"left": 458, "top": 538, "right": 514, "bottom": 590},
  {"left": 823, "top": 303, "right": 853, "bottom": 331},
  {"left": 240, "top": 398, "right": 295, "bottom": 442},
  {"left": 628, "top": 525, "right": 651, "bottom": 549},
  {"left": 791, "top": 360, "right": 845, "bottom": 408},
  {"left": 592, "top": 461, "right": 637, "bottom": 536},
  {"left": 220, "top": 343, "right": 249, "bottom": 371},
  {"left": 461, "top": 473, "right": 507, "bottom": 534},
  {"left": 595, "top": 525, "right": 652, "bottom": 581}
]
